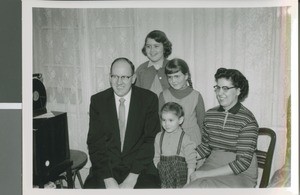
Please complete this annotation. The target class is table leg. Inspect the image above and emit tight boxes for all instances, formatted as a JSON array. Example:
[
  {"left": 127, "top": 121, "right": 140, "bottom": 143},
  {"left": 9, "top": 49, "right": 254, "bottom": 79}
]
[{"left": 66, "top": 168, "right": 73, "bottom": 188}]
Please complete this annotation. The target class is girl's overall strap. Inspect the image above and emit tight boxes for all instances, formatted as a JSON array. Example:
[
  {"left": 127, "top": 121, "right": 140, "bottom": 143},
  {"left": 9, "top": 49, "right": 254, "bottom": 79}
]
[
  {"left": 159, "top": 131, "right": 165, "bottom": 154},
  {"left": 176, "top": 130, "right": 185, "bottom": 155}
]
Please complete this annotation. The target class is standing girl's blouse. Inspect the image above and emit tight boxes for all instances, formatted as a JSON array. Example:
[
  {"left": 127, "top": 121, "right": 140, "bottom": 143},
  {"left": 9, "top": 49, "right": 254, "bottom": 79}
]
[{"left": 135, "top": 59, "right": 170, "bottom": 96}]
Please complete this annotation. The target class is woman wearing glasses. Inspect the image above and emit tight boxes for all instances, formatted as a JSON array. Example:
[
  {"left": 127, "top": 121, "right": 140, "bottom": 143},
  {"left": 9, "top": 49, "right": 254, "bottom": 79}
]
[{"left": 185, "top": 68, "right": 259, "bottom": 188}]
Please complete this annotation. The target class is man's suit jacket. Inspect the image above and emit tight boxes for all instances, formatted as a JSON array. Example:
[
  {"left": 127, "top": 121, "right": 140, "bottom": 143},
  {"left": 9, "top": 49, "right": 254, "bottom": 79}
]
[{"left": 87, "top": 86, "right": 160, "bottom": 181}]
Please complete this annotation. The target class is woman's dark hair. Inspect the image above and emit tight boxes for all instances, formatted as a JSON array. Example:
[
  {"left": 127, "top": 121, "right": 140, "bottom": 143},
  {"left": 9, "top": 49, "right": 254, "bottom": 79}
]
[
  {"left": 160, "top": 102, "right": 184, "bottom": 118},
  {"left": 214, "top": 68, "right": 249, "bottom": 101},
  {"left": 141, "top": 30, "right": 172, "bottom": 58},
  {"left": 165, "top": 58, "right": 193, "bottom": 88}
]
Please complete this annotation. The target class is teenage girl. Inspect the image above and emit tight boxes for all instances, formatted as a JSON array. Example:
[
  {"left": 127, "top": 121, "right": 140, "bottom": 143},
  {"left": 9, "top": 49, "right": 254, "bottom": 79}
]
[{"left": 135, "top": 30, "right": 172, "bottom": 96}]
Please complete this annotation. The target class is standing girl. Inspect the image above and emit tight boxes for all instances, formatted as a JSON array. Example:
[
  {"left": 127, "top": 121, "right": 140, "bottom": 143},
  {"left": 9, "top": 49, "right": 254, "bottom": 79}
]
[
  {"left": 158, "top": 58, "right": 205, "bottom": 145},
  {"left": 154, "top": 102, "right": 197, "bottom": 188},
  {"left": 135, "top": 30, "right": 172, "bottom": 96}
]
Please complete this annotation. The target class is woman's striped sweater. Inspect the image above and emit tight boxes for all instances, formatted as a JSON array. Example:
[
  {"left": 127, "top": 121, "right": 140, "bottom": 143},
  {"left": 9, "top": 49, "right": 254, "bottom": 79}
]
[{"left": 196, "top": 102, "right": 259, "bottom": 174}]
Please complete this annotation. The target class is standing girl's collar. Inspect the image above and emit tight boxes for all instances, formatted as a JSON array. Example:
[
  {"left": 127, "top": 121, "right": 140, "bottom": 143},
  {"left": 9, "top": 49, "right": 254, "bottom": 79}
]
[{"left": 147, "top": 59, "right": 164, "bottom": 70}]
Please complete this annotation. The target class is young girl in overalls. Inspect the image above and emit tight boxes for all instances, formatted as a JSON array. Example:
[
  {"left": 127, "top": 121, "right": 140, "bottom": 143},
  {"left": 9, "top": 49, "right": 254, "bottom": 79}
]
[{"left": 153, "top": 102, "right": 197, "bottom": 188}]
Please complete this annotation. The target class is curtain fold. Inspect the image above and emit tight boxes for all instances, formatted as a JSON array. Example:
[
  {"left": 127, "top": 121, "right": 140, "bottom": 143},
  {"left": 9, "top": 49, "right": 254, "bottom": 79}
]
[{"left": 33, "top": 7, "right": 290, "bottom": 175}]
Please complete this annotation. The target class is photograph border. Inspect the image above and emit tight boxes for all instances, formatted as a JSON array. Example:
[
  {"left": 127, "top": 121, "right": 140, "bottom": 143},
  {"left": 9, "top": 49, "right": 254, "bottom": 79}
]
[{"left": 22, "top": 1, "right": 298, "bottom": 195}]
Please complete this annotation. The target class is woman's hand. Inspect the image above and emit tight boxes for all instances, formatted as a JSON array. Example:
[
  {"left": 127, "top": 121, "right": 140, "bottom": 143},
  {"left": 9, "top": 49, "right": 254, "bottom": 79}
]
[
  {"left": 190, "top": 165, "right": 234, "bottom": 182},
  {"left": 190, "top": 170, "right": 205, "bottom": 181}
]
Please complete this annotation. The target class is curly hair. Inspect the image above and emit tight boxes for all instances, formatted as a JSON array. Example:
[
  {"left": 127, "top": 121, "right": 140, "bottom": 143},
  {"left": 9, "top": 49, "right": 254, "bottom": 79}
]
[
  {"left": 214, "top": 68, "right": 249, "bottom": 102},
  {"left": 165, "top": 58, "right": 193, "bottom": 88},
  {"left": 141, "top": 30, "right": 172, "bottom": 58},
  {"left": 160, "top": 102, "right": 184, "bottom": 118}
]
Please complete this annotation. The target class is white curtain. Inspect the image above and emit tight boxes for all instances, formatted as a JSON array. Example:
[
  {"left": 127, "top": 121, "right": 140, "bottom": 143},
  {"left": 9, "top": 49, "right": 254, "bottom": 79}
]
[{"left": 33, "top": 7, "right": 290, "bottom": 177}]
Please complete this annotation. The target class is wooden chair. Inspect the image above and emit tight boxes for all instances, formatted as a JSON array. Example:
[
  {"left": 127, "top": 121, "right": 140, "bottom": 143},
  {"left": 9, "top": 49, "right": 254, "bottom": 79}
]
[
  {"left": 69, "top": 149, "right": 88, "bottom": 188},
  {"left": 58, "top": 149, "right": 88, "bottom": 188},
  {"left": 256, "top": 127, "right": 276, "bottom": 188}
]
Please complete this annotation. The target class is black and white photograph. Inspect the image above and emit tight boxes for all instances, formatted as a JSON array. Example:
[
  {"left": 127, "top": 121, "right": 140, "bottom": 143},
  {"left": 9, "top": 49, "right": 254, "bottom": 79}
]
[{"left": 22, "top": 1, "right": 298, "bottom": 195}]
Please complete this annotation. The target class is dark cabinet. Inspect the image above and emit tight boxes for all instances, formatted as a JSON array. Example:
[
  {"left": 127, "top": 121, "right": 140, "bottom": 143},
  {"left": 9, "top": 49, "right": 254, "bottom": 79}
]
[{"left": 33, "top": 112, "right": 73, "bottom": 188}]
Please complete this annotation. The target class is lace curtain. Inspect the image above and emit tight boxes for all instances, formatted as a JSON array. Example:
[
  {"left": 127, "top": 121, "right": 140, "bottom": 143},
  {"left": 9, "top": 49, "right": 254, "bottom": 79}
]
[{"left": 33, "top": 7, "right": 290, "bottom": 175}]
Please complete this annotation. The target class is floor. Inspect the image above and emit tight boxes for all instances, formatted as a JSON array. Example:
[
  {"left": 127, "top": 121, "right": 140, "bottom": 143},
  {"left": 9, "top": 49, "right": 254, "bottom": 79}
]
[
  {"left": 66, "top": 166, "right": 264, "bottom": 188},
  {"left": 74, "top": 167, "right": 89, "bottom": 188}
]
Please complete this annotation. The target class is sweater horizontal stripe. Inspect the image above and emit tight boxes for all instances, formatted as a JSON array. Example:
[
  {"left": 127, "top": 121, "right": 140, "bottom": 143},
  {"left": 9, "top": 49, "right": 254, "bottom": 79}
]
[{"left": 196, "top": 104, "right": 258, "bottom": 174}]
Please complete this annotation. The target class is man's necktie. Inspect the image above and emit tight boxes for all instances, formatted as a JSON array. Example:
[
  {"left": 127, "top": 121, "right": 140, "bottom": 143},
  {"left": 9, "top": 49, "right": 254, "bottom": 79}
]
[{"left": 118, "top": 98, "right": 126, "bottom": 151}]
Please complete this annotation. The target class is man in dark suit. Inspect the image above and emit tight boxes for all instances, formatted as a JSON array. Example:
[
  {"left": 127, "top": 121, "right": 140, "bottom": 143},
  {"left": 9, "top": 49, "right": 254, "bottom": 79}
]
[{"left": 83, "top": 57, "right": 161, "bottom": 189}]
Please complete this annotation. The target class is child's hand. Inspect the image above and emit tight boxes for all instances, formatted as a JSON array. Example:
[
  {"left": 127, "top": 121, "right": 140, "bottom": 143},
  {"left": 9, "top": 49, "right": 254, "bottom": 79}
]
[
  {"left": 186, "top": 178, "right": 190, "bottom": 185},
  {"left": 196, "top": 152, "right": 200, "bottom": 159},
  {"left": 186, "top": 168, "right": 194, "bottom": 185}
]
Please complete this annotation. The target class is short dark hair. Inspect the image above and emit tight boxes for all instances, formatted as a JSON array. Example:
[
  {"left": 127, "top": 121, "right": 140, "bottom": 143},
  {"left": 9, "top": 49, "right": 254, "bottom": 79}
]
[
  {"left": 141, "top": 30, "right": 172, "bottom": 58},
  {"left": 110, "top": 57, "right": 135, "bottom": 75},
  {"left": 214, "top": 68, "right": 249, "bottom": 102},
  {"left": 160, "top": 102, "right": 184, "bottom": 118}
]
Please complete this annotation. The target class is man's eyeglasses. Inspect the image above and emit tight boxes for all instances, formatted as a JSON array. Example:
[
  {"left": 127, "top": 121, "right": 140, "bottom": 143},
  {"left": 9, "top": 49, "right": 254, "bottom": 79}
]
[
  {"left": 110, "top": 74, "right": 133, "bottom": 82},
  {"left": 214, "top": 85, "right": 236, "bottom": 93}
]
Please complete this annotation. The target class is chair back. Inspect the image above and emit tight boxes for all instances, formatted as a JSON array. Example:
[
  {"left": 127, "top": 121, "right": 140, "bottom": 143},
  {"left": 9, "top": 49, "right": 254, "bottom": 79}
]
[{"left": 256, "top": 127, "right": 276, "bottom": 188}]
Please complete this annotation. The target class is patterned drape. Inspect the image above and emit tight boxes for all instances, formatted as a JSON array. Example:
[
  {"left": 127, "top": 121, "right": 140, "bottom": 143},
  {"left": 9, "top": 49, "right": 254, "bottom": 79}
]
[{"left": 33, "top": 7, "right": 290, "bottom": 176}]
